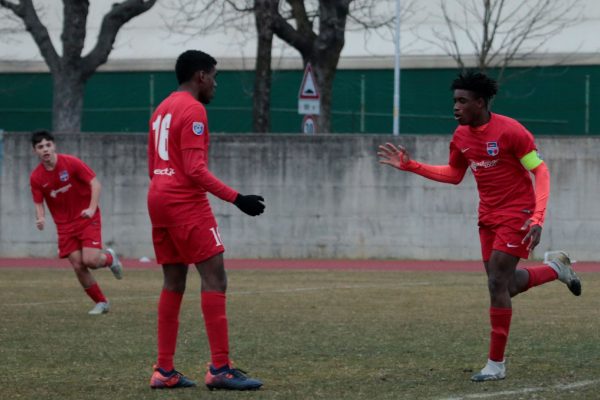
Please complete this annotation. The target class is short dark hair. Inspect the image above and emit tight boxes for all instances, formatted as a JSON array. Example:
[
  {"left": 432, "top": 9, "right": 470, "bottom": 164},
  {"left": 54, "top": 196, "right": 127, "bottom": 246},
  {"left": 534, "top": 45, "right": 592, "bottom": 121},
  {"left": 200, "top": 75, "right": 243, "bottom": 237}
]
[
  {"left": 451, "top": 71, "right": 498, "bottom": 105},
  {"left": 175, "top": 50, "right": 217, "bottom": 84},
  {"left": 31, "top": 130, "right": 54, "bottom": 147}
]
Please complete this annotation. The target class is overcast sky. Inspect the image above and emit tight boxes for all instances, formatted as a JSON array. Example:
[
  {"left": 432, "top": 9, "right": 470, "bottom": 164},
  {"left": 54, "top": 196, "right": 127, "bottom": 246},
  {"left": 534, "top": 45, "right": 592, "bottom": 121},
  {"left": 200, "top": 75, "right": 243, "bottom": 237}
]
[{"left": 1, "top": 0, "right": 598, "bottom": 62}]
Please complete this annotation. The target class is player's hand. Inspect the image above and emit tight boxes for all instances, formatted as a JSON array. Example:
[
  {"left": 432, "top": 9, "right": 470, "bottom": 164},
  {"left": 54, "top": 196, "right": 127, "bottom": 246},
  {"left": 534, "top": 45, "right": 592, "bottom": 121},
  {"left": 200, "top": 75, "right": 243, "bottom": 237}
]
[
  {"left": 81, "top": 208, "right": 96, "bottom": 219},
  {"left": 377, "top": 143, "right": 411, "bottom": 170},
  {"left": 521, "top": 219, "right": 542, "bottom": 251},
  {"left": 234, "top": 194, "right": 265, "bottom": 216},
  {"left": 35, "top": 217, "right": 45, "bottom": 230}
]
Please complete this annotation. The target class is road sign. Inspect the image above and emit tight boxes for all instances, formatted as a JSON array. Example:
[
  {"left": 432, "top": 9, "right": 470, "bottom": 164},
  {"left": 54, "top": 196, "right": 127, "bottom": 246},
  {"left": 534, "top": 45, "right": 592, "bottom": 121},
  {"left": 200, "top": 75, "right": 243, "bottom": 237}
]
[
  {"left": 302, "top": 115, "right": 318, "bottom": 134},
  {"left": 298, "top": 63, "right": 320, "bottom": 115}
]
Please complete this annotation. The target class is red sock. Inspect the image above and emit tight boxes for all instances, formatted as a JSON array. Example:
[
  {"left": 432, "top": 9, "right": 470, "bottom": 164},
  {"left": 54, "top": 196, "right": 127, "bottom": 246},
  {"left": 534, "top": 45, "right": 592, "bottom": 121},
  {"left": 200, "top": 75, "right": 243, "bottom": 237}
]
[
  {"left": 104, "top": 252, "right": 113, "bottom": 267},
  {"left": 157, "top": 289, "right": 184, "bottom": 371},
  {"left": 523, "top": 266, "right": 558, "bottom": 290},
  {"left": 201, "top": 291, "right": 230, "bottom": 369},
  {"left": 84, "top": 283, "right": 107, "bottom": 303},
  {"left": 489, "top": 307, "right": 512, "bottom": 362}
]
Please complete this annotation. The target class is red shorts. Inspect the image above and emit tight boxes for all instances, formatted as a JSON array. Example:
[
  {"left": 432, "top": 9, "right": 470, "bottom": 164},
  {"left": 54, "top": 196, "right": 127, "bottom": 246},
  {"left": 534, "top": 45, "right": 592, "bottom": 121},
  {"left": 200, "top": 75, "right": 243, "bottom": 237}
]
[
  {"left": 57, "top": 217, "right": 102, "bottom": 258},
  {"left": 479, "top": 217, "right": 530, "bottom": 261},
  {"left": 152, "top": 219, "right": 225, "bottom": 265}
]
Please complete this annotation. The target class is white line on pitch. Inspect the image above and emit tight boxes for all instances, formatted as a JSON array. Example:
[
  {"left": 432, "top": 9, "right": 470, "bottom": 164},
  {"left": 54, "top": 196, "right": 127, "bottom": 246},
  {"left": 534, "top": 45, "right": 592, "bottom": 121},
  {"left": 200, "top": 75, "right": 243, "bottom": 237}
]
[
  {"left": 1, "top": 282, "right": 432, "bottom": 307},
  {"left": 440, "top": 378, "right": 600, "bottom": 400}
]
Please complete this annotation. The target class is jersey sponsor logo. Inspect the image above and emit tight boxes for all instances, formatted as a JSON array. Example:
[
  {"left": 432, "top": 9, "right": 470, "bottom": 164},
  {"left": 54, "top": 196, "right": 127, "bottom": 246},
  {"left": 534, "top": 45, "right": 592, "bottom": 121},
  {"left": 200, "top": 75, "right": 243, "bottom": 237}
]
[
  {"left": 42, "top": 183, "right": 49, "bottom": 188},
  {"left": 461, "top": 147, "right": 470, "bottom": 153},
  {"left": 153, "top": 167, "right": 176, "bottom": 176},
  {"left": 506, "top": 243, "right": 521, "bottom": 248},
  {"left": 192, "top": 121, "right": 204, "bottom": 135},
  {"left": 50, "top": 183, "right": 72, "bottom": 198},
  {"left": 470, "top": 159, "right": 499, "bottom": 171},
  {"left": 486, "top": 141, "right": 499, "bottom": 156},
  {"left": 59, "top": 170, "right": 70, "bottom": 182}
]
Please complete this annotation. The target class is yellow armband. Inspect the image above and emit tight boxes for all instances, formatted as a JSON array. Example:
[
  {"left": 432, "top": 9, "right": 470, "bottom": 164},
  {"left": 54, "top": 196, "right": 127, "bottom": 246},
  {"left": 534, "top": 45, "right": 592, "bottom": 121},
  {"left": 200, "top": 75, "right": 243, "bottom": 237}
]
[{"left": 520, "top": 150, "right": 543, "bottom": 171}]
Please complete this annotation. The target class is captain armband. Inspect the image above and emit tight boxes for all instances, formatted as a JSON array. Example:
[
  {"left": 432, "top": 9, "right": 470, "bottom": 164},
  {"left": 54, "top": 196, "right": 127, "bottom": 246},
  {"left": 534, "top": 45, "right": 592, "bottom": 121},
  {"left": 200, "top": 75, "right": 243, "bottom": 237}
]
[{"left": 520, "top": 150, "right": 543, "bottom": 171}]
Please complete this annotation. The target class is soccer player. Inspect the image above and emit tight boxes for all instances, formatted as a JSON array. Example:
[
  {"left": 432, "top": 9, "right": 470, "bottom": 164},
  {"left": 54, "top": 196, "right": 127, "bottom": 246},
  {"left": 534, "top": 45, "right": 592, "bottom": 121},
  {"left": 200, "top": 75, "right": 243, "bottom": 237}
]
[
  {"left": 147, "top": 50, "right": 264, "bottom": 391},
  {"left": 377, "top": 71, "right": 581, "bottom": 382},
  {"left": 29, "top": 130, "right": 123, "bottom": 315}
]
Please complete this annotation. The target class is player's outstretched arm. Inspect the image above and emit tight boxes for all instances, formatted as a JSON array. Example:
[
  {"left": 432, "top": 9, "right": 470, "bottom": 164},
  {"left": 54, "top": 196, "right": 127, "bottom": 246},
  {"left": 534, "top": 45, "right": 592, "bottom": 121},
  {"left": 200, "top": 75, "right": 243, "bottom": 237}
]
[
  {"left": 377, "top": 142, "right": 466, "bottom": 185},
  {"left": 234, "top": 194, "right": 265, "bottom": 217},
  {"left": 377, "top": 142, "right": 412, "bottom": 170}
]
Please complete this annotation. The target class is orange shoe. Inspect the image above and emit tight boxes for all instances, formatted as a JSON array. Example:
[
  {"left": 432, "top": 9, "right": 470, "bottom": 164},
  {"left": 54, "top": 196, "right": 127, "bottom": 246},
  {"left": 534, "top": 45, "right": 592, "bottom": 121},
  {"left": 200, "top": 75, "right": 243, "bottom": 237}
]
[{"left": 150, "top": 365, "right": 196, "bottom": 389}]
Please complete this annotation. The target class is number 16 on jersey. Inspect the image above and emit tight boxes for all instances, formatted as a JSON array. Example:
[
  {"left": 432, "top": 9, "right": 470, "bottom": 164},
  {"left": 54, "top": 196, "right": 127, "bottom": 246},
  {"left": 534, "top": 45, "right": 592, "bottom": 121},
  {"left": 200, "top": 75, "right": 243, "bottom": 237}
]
[{"left": 152, "top": 114, "right": 172, "bottom": 161}]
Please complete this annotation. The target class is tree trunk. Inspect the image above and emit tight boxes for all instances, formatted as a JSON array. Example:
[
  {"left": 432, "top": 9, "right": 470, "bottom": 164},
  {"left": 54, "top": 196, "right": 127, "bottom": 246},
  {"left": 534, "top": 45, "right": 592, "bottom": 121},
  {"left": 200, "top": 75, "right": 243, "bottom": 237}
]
[
  {"left": 253, "top": 0, "right": 277, "bottom": 133},
  {"left": 52, "top": 71, "right": 85, "bottom": 133},
  {"left": 309, "top": 3, "right": 347, "bottom": 133},
  {"left": 311, "top": 52, "right": 342, "bottom": 134}
]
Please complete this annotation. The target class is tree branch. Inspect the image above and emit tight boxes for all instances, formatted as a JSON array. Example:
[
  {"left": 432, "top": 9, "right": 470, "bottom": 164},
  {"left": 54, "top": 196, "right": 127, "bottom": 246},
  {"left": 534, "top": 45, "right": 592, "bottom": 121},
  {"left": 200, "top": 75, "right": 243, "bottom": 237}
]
[
  {"left": 82, "top": 0, "right": 157, "bottom": 79},
  {"left": 0, "top": 0, "right": 60, "bottom": 71},
  {"left": 271, "top": 3, "right": 314, "bottom": 58}
]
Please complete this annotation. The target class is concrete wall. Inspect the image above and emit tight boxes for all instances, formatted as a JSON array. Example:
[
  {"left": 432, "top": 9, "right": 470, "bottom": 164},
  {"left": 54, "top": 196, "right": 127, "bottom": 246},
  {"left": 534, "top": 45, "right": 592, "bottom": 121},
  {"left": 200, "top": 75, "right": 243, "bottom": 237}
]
[{"left": 1, "top": 132, "right": 598, "bottom": 261}]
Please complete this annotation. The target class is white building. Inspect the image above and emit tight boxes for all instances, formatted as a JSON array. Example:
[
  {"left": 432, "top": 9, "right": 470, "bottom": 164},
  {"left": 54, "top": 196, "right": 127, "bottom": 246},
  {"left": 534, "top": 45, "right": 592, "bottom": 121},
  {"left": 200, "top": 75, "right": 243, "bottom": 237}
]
[{"left": 1, "top": 0, "right": 599, "bottom": 72}]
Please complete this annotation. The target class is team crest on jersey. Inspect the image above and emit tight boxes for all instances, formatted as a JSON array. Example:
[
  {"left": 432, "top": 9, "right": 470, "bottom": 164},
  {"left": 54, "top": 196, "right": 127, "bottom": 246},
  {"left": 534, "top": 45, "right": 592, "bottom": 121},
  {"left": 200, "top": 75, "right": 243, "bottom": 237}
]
[
  {"left": 59, "top": 170, "right": 69, "bottom": 182},
  {"left": 192, "top": 121, "right": 204, "bottom": 135},
  {"left": 486, "top": 142, "right": 499, "bottom": 156}
]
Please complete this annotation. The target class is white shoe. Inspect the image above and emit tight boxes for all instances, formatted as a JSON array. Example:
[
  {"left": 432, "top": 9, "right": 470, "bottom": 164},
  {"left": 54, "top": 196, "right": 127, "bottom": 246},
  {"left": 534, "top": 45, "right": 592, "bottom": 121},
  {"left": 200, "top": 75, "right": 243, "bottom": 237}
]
[
  {"left": 471, "top": 359, "right": 506, "bottom": 382},
  {"left": 548, "top": 251, "right": 581, "bottom": 296},
  {"left": 88, "top": 301, "right": 110, "bottom": 315},
  {"left": 106, "top": 248, "right": 123, "bottom": 280}
]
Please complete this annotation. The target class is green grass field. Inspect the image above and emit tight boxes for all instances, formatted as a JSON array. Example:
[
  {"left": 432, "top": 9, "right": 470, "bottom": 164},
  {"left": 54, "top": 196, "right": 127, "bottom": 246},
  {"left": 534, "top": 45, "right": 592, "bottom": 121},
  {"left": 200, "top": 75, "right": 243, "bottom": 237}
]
[{"left": 1, "top": 267, "right": 599, "bottom": 400}]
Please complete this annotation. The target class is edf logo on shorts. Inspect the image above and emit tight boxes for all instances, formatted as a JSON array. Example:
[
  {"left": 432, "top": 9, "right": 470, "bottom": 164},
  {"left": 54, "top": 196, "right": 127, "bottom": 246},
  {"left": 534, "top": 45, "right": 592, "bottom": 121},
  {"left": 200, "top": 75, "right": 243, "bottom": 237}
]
[
  {"left": 486, "top": 142, "right": 499, "bottom": 156},
  {"left": 192, "top": 122, "right": 204, "bottom": 135},
  {"left": 59, "top": 170, "right": 69, "bottom": 182}
]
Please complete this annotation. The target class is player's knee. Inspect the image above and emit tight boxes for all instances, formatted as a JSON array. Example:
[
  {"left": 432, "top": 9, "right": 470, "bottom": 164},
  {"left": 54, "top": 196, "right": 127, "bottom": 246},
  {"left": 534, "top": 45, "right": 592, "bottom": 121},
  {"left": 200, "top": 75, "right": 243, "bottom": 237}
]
[
  {"left": 202, "top": 275, "right": 227, "bottom": 292},
  {"left": 81, "top": 255, "right": 98, "bottom": 269},
  {"left": 487, "top": 275, "right": 508, "bottom": 294},
  {"left": 163, "top": 281, "right": 186, "bottom": 293},
  {"left": 71, "top": 261, "right": 86, "bottom": 273}
]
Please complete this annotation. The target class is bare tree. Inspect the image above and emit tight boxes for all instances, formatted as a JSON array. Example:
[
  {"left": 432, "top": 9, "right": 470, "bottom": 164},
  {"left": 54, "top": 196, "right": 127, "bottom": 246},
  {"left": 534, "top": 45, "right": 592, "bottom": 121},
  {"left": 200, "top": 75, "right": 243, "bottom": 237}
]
[
  {"left": 164, "top": 0, "right": 415, "bottom": 133},
  {"left": 0, "top": 0, "right": 157, "bottom": 133},
  {"left": 426, "top": 0, "right": 582, "bottom": 82}
]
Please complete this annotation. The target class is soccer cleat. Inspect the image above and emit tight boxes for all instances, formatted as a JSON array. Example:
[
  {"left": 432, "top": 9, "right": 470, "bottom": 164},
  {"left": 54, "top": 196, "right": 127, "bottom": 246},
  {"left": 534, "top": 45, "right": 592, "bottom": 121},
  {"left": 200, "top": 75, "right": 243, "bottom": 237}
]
[
  {"left": 150, "top": 365, "right": 197, "bottom": 389},
  {"left": 471, "top": 359, "right": 506, "bottom": 382},
  {"left": 205, "top": 364, "right": 263, "bottom": 391},
  {"left": 548, "top": 251, "right": 582, "bottom": 296},
  {"left": 106, "top": 248, "right": 123, "bottom": 280},
  {"left": 88, "top": 301, "right": 110, "bottom": 315}
]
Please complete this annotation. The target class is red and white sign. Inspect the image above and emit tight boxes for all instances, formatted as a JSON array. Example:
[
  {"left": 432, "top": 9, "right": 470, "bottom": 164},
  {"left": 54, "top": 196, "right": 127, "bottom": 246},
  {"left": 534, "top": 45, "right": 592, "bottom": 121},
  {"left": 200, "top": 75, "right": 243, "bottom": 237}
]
[
  {"left": 302, "top": 115, "right": 318, "bottom": 135},
  {"left": 298, "top": 63, "right": 320, "bottom": 115}
]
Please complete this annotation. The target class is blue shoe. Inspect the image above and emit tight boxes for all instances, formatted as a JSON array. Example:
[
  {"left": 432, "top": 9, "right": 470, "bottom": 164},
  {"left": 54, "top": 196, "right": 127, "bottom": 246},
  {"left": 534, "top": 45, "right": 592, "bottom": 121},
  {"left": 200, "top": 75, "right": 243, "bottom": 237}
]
[
  {"left": 204, "top": 364, "right": 263, "bottom": 391},
  {"left": 150, "top": 365, "right": 196, "bottom": 389}
]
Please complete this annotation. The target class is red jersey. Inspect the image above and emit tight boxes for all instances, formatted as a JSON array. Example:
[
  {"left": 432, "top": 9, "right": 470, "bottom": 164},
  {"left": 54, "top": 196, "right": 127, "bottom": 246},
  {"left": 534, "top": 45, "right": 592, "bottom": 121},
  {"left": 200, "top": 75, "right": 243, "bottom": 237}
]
[
  {"left": 147, "top": 91, "right": 237, "bottom": 227},
  {"left": 30, "top": 154, "right": 99, "bottom": 233},
  {"left": 448, "top": 113, "right": 536, "bottom": 224}
]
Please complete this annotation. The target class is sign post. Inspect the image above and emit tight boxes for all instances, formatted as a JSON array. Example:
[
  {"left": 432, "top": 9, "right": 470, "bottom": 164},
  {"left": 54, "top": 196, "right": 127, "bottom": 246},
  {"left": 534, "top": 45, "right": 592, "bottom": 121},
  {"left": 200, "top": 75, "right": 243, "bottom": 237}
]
[{"left": 298, "top": 63, "right": 320, "bottom": 134}]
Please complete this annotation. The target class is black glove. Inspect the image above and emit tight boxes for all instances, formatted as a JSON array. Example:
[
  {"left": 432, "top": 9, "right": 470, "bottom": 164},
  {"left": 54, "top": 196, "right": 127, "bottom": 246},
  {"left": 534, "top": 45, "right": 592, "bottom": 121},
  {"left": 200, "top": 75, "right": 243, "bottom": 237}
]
[{"left": 234, "top": 194, "right": 265, "bottom": 216}]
